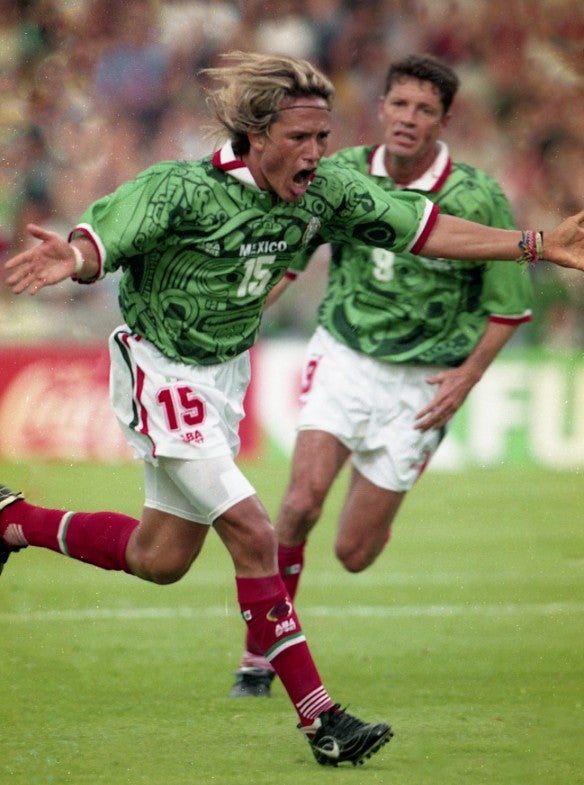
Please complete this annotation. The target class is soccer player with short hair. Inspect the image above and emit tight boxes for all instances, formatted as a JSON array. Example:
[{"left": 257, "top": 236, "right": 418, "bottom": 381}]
[{"left": 2, "top": 51, "right": 584, "bottom": 766}]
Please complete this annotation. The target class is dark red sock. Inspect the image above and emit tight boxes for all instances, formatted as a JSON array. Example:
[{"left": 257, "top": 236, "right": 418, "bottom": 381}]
[
  {"left": 243, "top": 540, "right": 306, "bottom": 657},
  {"left": 236, "top": 574, "right": 333, "bottom": 723},
  {"left": 1, "top": 499, "right": 137, "bottom": 572}
]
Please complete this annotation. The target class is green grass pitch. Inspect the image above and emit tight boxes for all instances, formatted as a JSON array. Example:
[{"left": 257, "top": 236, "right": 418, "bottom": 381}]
[{"left": 1, "top": 458, "right": 582, "bottom": 785}]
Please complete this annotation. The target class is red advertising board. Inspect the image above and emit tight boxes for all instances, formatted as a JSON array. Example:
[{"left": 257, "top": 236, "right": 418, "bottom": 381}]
[{"left": 0, "top": 344, "right": 261, "bottom": 462}]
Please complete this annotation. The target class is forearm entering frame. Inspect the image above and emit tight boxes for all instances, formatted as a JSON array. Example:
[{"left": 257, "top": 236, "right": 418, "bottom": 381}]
[
  {"left": 420, "top": 210, "right": 584, "bottom": 271},
  {"left": 420, "top": 214, "right": 524, "bottom": 263}
]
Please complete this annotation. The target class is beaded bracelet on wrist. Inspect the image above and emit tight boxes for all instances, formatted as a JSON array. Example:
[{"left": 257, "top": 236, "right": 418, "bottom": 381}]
[{"left": 516, "top": 230, "right": 544, "bottom": 267}]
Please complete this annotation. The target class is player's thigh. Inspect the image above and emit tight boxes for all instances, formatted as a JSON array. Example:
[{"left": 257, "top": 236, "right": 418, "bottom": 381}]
[
  {"left": 276, "top": 429, "right": 349, "bottom": 544},
  {"left": 288, "top": 428, "right": 350, "bottom": 496},
  {"left": 132, "top": 455, "right": 255, "bottom": 571},
  {"left": 135, "top": 505, "right": 209, "bottom": 558},
  {"left": 156, "top": 454, "right": 276, "bottom": 578},
  {"left": 127, "top": 506, "right": 210, "bottom": 582},
  {"left": 337, "top": 466, "right": 405, "bottom": 550}
]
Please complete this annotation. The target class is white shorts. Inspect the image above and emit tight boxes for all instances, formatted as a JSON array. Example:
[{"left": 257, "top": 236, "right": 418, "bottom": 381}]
[
  {"left": 109, "top": 326, "right": 255, "bottom": 524},
  {"left": 297, "top": 327, "right": 447, "bottom": 492}
]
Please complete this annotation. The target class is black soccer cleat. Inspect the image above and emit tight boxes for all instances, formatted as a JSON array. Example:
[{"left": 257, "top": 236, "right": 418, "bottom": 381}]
[
  {"left": 0, "top": 484, "right": 25, "bottom": 576},
  {"left": 299, "top": 705, "right": 393, "bottom": 767},
  {"left": 0, "top": 541, "right": 20, "bottom": 576},
  {"left": 229, "top": 667, "right": 276, "bottom": 698},
  {"left": 0, "top": 484, "right": 24, "bottom": 512}
]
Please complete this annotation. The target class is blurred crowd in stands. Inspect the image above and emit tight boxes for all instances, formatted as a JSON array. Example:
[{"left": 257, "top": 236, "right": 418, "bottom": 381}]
[{"left": 1, "top": 0, "right": 583, "bottom": 346}]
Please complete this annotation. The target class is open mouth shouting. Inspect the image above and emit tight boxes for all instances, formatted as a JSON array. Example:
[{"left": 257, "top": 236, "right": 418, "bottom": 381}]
[{"left": 290, "top": 168, "right": 316, "bottom": 199}]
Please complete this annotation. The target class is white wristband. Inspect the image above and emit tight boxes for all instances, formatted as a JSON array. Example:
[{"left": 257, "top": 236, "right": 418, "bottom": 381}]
[{"left": 71, "top": 245, "right": 85, "bottom": 275}]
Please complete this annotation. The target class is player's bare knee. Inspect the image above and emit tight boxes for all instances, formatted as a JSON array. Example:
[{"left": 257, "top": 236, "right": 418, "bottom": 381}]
[
  {"left": 215, "top": 513, "right": 278, "bottom": 575},
  {"left": 281, "top": 484, "right": 324, "bottom": 529},
  {"left": 130, "top": 548, "right": 191, "bottom": 585},
  {"left": 335, "top": 541, "right": 377, "bottom": 573}
]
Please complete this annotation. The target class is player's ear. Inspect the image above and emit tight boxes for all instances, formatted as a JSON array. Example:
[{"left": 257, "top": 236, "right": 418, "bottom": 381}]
[
  {"left": 248, "top": 130, "right": 267, "bottom": 153},
  {"left": 441, "top": 108, "right": 453, "bottom": 131}
]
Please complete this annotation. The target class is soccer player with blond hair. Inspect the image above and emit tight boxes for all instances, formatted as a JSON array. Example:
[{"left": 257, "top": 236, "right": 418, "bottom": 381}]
[{"left": 2, "top": 51, "right": 584, "bottom": 766}]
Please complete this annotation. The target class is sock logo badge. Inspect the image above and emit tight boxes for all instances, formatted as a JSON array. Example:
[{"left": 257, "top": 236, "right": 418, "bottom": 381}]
[
  {"left": 267, "top": 598, "right": 296, "bottom": 638},
  {"left": 266, "top": 598, "right": 292, "bottom": 622}
]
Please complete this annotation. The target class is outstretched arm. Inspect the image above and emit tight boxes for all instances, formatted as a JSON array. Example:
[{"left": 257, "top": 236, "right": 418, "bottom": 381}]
[
  {"left": 421, "top": 210, "right": 584, "bottom": 270},
  {"left": 3, "top": 224, "right": 99, "bottom": 295}
]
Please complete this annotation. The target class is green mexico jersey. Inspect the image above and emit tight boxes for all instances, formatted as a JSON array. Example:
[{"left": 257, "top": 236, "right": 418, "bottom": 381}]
[
  {"left": 293, "top": 144, "right": 533, "bottom": 366},
  {"left": 72, "top": 145, "right": 435, "bottom": 365}
]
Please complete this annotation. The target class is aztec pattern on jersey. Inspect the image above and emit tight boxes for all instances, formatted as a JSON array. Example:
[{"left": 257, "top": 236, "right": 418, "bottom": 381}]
[
  {"left": 75, "top": 156, "right": 431, "bottom": 365},
  {"left": 296, "top": 145, "right": 533, "bottom": 367}
]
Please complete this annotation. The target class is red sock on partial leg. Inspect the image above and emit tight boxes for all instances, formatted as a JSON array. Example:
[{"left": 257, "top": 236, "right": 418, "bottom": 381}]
[
  {"left": 241, "top": 540, "right": 307, "bottom": 665},
  {"left": 236, "top": 574, "right": 334, "bottom": 724},
  {"left": 0, "top": 499, "right": 138, "bottom": 572}
]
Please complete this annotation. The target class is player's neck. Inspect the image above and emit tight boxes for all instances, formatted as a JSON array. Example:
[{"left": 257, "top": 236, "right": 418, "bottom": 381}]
[{"left": 385, "top": 144, "right": 440, "bottom": 186}]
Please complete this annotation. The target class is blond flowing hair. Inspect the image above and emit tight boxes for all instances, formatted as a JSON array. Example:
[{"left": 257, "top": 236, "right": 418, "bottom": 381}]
[{"left": 202, "top": 51, "right": 335, "bottom": 154}]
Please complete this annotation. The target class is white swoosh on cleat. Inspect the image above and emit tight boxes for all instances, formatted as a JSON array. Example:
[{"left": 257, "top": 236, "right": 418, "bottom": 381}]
[{"left": 315, "top": 739, "right": 340, "bottom": 759}]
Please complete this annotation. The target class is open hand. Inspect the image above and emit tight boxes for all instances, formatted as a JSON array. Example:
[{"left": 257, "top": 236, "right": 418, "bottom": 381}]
[{"left": 4, "top": 224, "right": 79, "bottom": 295}]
